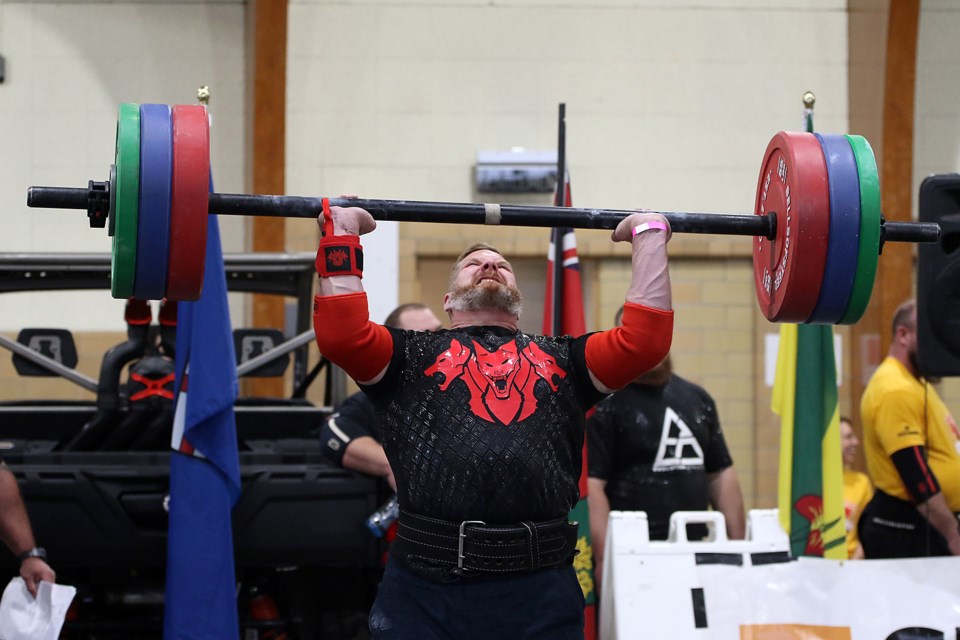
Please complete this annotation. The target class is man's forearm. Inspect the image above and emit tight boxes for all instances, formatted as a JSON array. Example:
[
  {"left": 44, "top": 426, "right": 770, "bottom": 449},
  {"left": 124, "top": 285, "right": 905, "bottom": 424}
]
[
  {"left": 0, "top": 467, "right": 37, "bottom": 557},
  {"left": 315, "top": 202, "right": 375, "bottom": 299},
  {"left": 342, "top": 437, "right": 393, "bottom": 481},
  {"left": 625, "top": 229, "right": 671, "bottom": 311},
  {"left": 587, "top": 478, "right": 610, "bottom": 593},
  {"left": 917, "top": 492, "right": 960, "bottom": 554},
  {"left": 319, "top": 274, "right": 363, "bottom": 297},
  {"left": 707, "top": 468, "right": 746, "bottom": 540}
]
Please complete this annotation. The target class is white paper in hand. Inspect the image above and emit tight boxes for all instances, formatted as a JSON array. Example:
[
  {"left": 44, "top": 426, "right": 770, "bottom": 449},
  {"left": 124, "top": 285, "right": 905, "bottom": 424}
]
[{"left": 0, "top": 578, "right": 76, "bottom": 640}]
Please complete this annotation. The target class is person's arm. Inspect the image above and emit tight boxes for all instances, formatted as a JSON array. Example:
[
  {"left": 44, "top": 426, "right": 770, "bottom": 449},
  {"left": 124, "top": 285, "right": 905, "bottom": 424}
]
[
  {"left": 850, "top": 473, "right": 873, "bottom": 560},
  {"left": 342, "top": 437, "right": 396, "bottom": 491},
  {"left": 886, "top": 445, "right": 960, "bottom": 555},
  {"left": 319, "top": 392, "right": 394, "bottom": 488},
  {"left": 0, "top": 465, "right": 55, "bottom": 596},
  {"left": 697, "top": 389, "right": 744, "bottom": 540},
  {"left": 706, "top": 467, "right": 746, "bottom": 540},
  {"left": 585, "top": 213, "right": 673, "bottom": 393},
  {"left": 587, "top": 477, "right": 610, "bottom": 595},
  {"left": 918, "top": 492, "right": 960, "bottom": 555},
  {"left": 870, "top": 389, "right": 960, "bottom": 552},
  {"left": 313, "top": 203, "right": 394, "bottom": 385}
]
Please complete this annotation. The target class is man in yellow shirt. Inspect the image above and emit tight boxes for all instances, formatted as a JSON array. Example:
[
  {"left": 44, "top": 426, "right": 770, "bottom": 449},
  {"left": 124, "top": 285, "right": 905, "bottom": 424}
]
[
  {"left": 859, "top": 299, "right": 960, "bottom": 557},
  {"left": 840, "top": 417, "right": 872, "bottom": 559}
]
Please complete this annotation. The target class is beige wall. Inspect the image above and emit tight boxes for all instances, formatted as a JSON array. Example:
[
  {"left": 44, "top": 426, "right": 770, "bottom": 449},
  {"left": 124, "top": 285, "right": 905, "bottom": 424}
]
[
  {"left": 0, "top": 0, "right": 247, "bottom": 333},
  {"left": 915, "top": 2, "right": 960, "bottom": 412}
]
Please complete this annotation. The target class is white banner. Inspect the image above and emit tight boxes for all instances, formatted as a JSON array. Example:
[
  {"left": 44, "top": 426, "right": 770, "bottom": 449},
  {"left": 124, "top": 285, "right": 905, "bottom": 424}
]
[
  {"left": 601, "top": 510, "right": 960, "bottom": 640},
  {"left": 700, "top": 557, "right": 960, "bottom": 639}
]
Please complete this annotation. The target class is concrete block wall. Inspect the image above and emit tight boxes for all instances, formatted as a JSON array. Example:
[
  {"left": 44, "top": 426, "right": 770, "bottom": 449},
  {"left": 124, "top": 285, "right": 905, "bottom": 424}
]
[{"left": 593, "top": 253, "right": 763, "bottom": 504}]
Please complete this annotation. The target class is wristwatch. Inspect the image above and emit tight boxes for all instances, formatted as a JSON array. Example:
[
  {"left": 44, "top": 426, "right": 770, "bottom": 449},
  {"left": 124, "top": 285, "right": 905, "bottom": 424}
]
[{"left": 18, "top": 547, "right": 46, "bottom": 562}]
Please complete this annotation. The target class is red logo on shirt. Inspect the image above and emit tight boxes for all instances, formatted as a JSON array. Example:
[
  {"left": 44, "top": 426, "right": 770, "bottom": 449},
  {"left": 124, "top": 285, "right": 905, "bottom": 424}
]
[{"left": 424, "top": 338, "right": 567, "bottom": 426}]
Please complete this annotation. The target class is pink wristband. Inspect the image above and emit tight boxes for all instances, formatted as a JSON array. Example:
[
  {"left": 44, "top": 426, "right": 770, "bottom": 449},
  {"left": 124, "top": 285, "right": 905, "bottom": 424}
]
[{"left": 631, "top": 221, "right": 669, "bottom": 237}]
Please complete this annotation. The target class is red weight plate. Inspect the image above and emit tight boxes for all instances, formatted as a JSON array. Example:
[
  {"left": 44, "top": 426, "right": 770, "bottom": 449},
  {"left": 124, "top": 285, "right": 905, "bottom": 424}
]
[
  {"left": 166, "top": 105, "right": 210, "bottom": 301},
  {"left": 753, "top": 131, "right": 830, "bottom": 323}
]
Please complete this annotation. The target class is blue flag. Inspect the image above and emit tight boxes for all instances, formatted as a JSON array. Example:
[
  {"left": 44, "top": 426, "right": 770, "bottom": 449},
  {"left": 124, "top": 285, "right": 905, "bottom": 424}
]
[{"left": 163, "top": 212, "right": 241, "bottom": 639}]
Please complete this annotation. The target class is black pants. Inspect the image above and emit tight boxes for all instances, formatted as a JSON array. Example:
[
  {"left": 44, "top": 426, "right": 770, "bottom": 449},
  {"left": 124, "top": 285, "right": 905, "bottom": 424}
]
[
  {"left": 859, "top": 490, "right": 953, "bottom": 558},
  {"left": 369, "top": 560, "right": 585, "bottom": 639}
]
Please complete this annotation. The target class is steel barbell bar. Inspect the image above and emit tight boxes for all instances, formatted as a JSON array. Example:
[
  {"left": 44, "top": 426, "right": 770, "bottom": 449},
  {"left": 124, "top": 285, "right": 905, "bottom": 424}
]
[
  {"left": 25, "top": 185, "right": 939, "bottom": 244},
  {"left": 23, "top": 103, "right": 944, "bottom": 324}
]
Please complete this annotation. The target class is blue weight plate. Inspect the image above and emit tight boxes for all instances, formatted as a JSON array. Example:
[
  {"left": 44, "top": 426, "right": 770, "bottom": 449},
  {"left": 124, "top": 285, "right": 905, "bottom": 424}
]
[
  {"left": 807, "top": 133, "right": 861, "bottom": 324},
  {"left": 134, "top": 104, "right": 173, "bottom": 300}
]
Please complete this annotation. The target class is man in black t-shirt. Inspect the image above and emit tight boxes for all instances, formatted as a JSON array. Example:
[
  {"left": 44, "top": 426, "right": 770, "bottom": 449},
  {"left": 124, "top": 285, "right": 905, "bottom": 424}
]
[
  {"left": 313, "top": 201, "right": 674, "bottom": 640},
  {"left": 587, "top": 324, "right": 744, "bottom": 589}
]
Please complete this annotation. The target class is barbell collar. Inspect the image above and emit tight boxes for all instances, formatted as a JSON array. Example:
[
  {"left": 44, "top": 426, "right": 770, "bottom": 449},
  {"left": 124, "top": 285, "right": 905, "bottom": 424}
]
[
  {"left": 27, "top": 184, "right": 941, "bottom": 245},
  {"left": 29, "top": 186, "right": 91, "bottom": 213},
  {"left": 882, "top": 220, "right": 941, "bottom": 244}
]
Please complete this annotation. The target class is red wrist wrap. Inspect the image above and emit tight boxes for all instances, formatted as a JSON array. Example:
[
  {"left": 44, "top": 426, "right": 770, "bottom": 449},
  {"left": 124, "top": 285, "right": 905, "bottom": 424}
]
[
  {"left": 316, "top": 235, "right": 364, "bottom": 278},
  {"left": 321, "top": 197, "right": 335, "bottom": 237}
]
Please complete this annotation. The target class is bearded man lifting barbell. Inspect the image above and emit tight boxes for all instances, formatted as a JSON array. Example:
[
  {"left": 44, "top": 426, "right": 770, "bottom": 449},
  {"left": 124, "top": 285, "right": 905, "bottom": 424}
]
[{"left": 312, "top": 199, "right": 673, "bottom": 639}]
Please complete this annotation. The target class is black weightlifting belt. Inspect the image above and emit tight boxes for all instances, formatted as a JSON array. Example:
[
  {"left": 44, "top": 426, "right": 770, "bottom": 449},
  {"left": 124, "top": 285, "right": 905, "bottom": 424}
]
[{"left": 393, "top": 509, "right": 579, "bottom": 576}]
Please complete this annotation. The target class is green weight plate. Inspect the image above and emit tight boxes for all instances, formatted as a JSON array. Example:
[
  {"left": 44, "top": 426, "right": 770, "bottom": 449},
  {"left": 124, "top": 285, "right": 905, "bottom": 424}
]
[
  {"left": 111, "top": 103, "right": 141, "bottom": 299},
  {"left": 838, "top": 135, "right": 881, "bottom": 324}
]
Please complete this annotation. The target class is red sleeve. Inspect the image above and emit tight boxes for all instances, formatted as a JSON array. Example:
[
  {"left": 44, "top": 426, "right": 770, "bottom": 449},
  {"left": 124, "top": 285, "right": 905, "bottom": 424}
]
[
  {"left": 584, "top": 302, "right": 673, "bottom": 390},
  {"left": 313, "top": 292, "right": 393, "bottom": 383}
]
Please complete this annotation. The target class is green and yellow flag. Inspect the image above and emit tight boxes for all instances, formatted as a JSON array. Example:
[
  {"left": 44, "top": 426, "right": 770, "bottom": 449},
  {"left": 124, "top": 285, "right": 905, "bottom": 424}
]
[{"left": 771, "top": 323, "right": 847, "bottom": 558}]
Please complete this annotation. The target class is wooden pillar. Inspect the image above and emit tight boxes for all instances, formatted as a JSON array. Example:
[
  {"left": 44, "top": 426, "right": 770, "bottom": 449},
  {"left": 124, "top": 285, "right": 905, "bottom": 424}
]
[
  {"left": 876, "top": 0, "right": 920, "bottom": 345},
  {"left": 848, "top": 0, "right": 919, "bottom": 448},
  {"left": 248, "top": 0, "right": 288, "bottom": 397}
]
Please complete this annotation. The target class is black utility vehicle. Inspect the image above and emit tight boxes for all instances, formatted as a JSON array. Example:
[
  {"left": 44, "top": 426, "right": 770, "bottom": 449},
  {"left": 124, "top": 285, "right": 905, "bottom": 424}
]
[{"left": 0, "top": 252, "right": 384, "bottom": 639}]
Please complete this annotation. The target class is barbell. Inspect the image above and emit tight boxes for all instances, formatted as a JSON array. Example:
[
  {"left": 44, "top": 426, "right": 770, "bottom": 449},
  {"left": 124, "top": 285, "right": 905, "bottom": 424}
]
[{"left": 26, "top": 103, "right": 941, "bottom": 325}]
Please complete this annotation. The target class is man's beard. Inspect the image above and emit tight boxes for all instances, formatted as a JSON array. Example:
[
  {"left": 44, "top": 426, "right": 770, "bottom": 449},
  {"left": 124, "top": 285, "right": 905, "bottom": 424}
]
[{"left": 447, "top": 281, "right": 523, "bottom": 318}]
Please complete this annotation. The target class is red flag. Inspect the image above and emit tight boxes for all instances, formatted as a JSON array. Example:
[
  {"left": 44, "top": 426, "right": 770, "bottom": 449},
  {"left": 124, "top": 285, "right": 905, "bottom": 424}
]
[
  {"left": 543, "top": 183, "right": 584, "bottom": 337},
  {"left": 543, "top": 170, "right": 597, "bottom": 639}
]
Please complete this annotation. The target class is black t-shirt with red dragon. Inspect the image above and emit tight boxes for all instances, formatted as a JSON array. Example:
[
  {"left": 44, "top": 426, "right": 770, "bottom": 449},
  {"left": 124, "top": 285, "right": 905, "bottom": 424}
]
[{"left": 362, "top": 325, "right": 605, "bottom": 525}]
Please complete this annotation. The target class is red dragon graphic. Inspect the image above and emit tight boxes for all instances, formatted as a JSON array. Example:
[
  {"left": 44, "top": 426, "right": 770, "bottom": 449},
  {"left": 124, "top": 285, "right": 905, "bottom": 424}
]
[{"left": 424, "top": 338, "right": 567, "bottom": 426}]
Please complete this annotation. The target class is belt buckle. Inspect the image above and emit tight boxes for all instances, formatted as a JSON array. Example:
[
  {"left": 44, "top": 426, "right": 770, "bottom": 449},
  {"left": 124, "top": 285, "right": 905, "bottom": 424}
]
[{"left": 457, "top": 520, "right": 486, "bottom": 571}]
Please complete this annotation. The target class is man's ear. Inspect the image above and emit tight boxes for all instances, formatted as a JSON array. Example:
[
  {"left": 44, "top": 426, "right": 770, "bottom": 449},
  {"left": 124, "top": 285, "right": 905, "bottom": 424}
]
[{"left": 442, "top": 292, "right": 452, "bottom": 314}]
